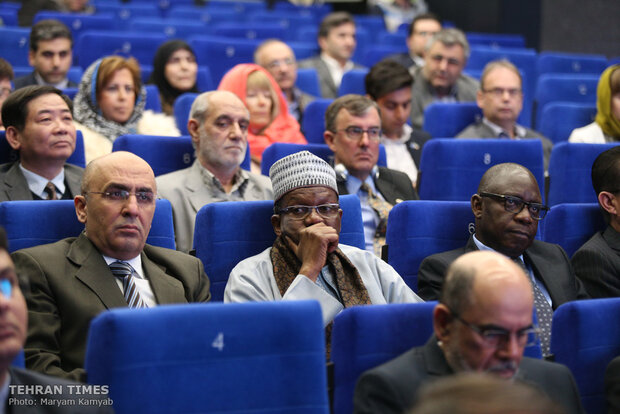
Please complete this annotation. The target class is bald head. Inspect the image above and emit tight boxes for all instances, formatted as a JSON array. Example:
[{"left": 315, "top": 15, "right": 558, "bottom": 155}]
[{"left": 254, "top": 39, "right": 298, "bottom": 92}]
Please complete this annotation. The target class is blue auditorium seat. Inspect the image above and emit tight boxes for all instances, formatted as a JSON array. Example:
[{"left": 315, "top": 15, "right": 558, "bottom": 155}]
[
  {"left": 301, "top": 98, "right": 333, "bottom": 144},
  {"left": 466, "top": 32, "right": 526, "bottom": 49},
  {"left": 172, "top": 92, "right": 199, "bottom": 135},
  {"left": 337, "top": 68, "right": 369, "bottom": 96},
  {"left": 33, "top": 11, "right": 116, "bottom": 37},
  {"left": 0, "top": 130, "right": 86, "bottom": 168},
  {"left": 422, "top": 102, "right": 482, "bottom": 138},
  {"left": 0, "top": 27, "right": 30, "bottom": 66},
  {"left": 541, "top": 203, "right": 604, "bottom": 257},
  {"left": 537, "top": 51, "right": 609, "bottom": 77},
  {"left": 129, "top": 18, "right": 207, "bottom": 40},
  {"left": 144, "top": 84, "right": 162, "bottom": 112},
  {"left": 537, "top": 102, "right": 596, "bottom": 144},
  {"left": 75, "top": 31, "right": 167, "bottom": 69},
  {"left": 188, "top": 35, "right": 260, "bottom": 84},
  {"left": 295, "top": 68, "right": 321, "bottom": 97}
]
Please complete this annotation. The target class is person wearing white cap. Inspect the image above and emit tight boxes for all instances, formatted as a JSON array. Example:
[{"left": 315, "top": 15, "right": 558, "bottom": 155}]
[{"left": 224, "top": 151, "right": 422, "bottom": 337}]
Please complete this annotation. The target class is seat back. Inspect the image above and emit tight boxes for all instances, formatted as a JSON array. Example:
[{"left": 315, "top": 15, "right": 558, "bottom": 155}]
[
  {"left": 85, "top": 301, "right": 329, "bottom": 414},
  {"left": 337, "top": 68, "right": 369, "bottom": 97},
  {"left": 193, "top": 194, "right": 365, "bottom": 301},
  {"left": 172, "top": 92, "right": 199, "bottom": 135},
  {"left": 301, "top": 99, "right": 333, "bottom": 144},
  {"left": 34, "top": 11, "right": 115, "bottom": 38},
  {"left": 144, "top": 84, "right": 162, "bottom": 112},
  {"left": 1, "top": 130, "right": 86, "bottom": 168},
  {"left": 417, "top": 139, "right": 545, "bottom": 201},
  {"left": 541, "top": 203, "right": 604, "bottom": 257},
  {"left": 537, "top": 52, "right": 608, "bottom": 77},
  {"left": 189, "top": 35, "right": 260, "bottom": 84},
  {"left": 547, "top": 142, "right": 620, "bottom": 206},
  {"left": 0, "top": 27, "right": 30, "bottom": 66},
  {"left": 129, "top": 17, "right": 206, "bottom": 40},
  {"left": 296, "top": 68, "right": 321, "bottom": 97},
  {"left": 551, "top": 298, "right": 620, "bottom": 414},
  {"left": 537, "top": 102, "right": 596, "bottom": 144},
  {"left": 465, "top": 32, "right": 526, "bottom": 48},
  {"left": 1, "top": 199, "right": 175, "bottom": 251},
  {"left": 75, "top": 30, "right": 167, "bottom": 68},
  {"left": 423, "top": 102, "right": 482, "bottom": 138}
]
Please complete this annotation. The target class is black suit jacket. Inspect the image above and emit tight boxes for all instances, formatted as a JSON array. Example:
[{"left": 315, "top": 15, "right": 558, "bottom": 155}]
[
  {"left": 353, "top": 336, "right": 584, "bottom": 414},
  {"left": 572, "top": 226, "right": 620, "bottom": 299},
  {"left": 13, "top": 72, "right": 78, "bottom": 90},
  {"left": 405, "top": 129, "right": 432, "bottom": 169},
  {"left": 12, "top": 233, "right": 211, "bottom": 382},
  {"left": 336, "top": 166, "right": 418, "bottom": 204},
  {"left": 0, "top": 162, "right": 83, "bottom": 201},
  {"left": 418, "top": 235, "right": 588, "bottom": 306}
]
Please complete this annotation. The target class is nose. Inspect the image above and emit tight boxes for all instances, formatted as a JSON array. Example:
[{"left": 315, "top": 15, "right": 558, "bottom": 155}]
[
  {"left": 121, "top": 194, "right": 140, "bottom": 217},
  {"left": 303, "top": 207, "right": 324, "bottom": 226},
  {"left": 497, "top": 332, "right": 522, "bottom": 361},
  {"left": 438, "top": 58, "right": 448, "bottom": 71},
  {"left": 358, "top": 131, "right": 371, "bottom": 147},
  {"left": 395, "top": 106, "right": 407, "bottom": 122},
  {"left": 514, "top": 205, "right": 533, "bottom": 224},
  {"left": 118, "top": 88, "right": 130, "bottom": 101},
  {"left": 52, "top": 54, "right": 61, "bottom": 68},
  {"left": 229, "top": 122, "right": 243, "bottom": 139}
]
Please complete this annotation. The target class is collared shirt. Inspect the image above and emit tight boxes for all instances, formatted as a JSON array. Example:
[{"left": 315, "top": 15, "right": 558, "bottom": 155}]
[
  {"left": 412, "top": 54, "right": 425, "bottom": 67},
  {"left": 103, "top": 254, "right": 156, "bottom": 308},
  {"left": 381, "top": 123, "right": 418, "bottom": 185},
  {"left": 482, "top": 117, "right": 527, "bottom": 139},
  {"left": 472, "top": 234, "right": 553, "bottom": 306},
  {"left": 199, "top": 164, "right": 250, "bottom": 198},
  {"left": 19, "top": 164, "right": 66, "bottom": 199},
  {"left": 34, "top": 72, "right": 69, "bottom": 90},
  {"left": 345, "top": 173, "right": 382, "bottom": 253},
  {"left": 320, "top": 52, "right": 355, "bottom": 89}
]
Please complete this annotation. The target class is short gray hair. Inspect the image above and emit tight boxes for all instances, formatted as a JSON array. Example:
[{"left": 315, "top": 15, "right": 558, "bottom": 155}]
[
  {"left": 480, "top": 59, "right": 522, "bottom": 90},
  {"left": 426, "top": 28, "right": 470, "bottom": 61}
]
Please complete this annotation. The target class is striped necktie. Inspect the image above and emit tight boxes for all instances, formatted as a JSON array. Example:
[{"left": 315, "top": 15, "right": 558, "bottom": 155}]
[
  {"left": 44, "top": 182, "right": 57, "bottom": 200},
  {"left": 360, "top": 182, "right": 393, "bottom": 257},
  {"left": 109, "top": 261, "right": 146, "bottom": 308}
]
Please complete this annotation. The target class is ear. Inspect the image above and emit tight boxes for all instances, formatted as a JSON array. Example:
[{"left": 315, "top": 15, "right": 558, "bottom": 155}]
[
  {"left": 187, "top": 119, "right": 200, "bottom": 145},
  {"left": 271, "top": 214, "right": 282, "bottom": 237},
  {"left": 28, "top": 50, "right": 35, "bottom": 67},
  {"left": 74, "top": 195, "right": 87, "bottom": 224},
  {"left": 4, "top": 127, "right": 22, "bottom": 151},
  {"left": 471, "top": 193, "right": 483, "bottom": 219},
  {"left": 598, "top": 191, "right": 618, "bottom": 216},
  {"left": 318, "top": 36, "right": 327, "bottom": 52},
  {"left": 324, "top": 130, "right": 336, "bottom": 151},
  {"left": 433, "top": 304, "right": 454, "bottom": 342},
  {"left": 476, "top": 89, "right": 484, "bottom": 109}
]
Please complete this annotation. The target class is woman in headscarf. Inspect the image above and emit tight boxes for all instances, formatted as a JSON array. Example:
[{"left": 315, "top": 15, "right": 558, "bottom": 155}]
[
  {"left": 73, "top": 56, "right": 180, "bottom": 163},
  {"left": 569, "top": 64, "right": 620, "bottom": 143},
  {"left": 149, "top": 40, "right": 199, "bottom": 116},
  {"left": 218, "top": 64, "right": 306, "bottom": 168}
]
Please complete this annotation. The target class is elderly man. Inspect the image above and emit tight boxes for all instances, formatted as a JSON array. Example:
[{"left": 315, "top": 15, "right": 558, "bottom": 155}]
[
  {"left": 157, "top": 91, "right": 273, "bottom": 253},
  {"left": 324, "top": 94, "right": 418, "bottom": 256},
  {"left": 254, "top": 39, "right": 316, "bottom": 124},
  {"left": 12, "top": 152, "right": 211, "bottom": 382},
  {"left": 13, "top": 20, "right": 76, "bottom": 90},
  {"left": 410, "top": 28, "right": 479, "bottom": 130},
  {"left": 572, "top": 146, "right": 620, "bottom": 298},
  {"left": 225, "top": 151, "right": 421, "bottom": 334},
  {"left": 298, "top": 12, "right": 365, "bottom": 99},
  {"left": 365, "top": 59, "right": 431, "bottom": 187},
  {"left": 1, "top": 85, "right": 82, "bottom": 201},
  {"left": 457, "top": 60, "right": 552, "bottom": 169},
  {"left": 418, "top": 163, "right": 588, "bottom": 356},
  {"left": 354, "top": 251, "right": 584, "bottom": 414},
  {"left": 386, "top": 13, "right": 442, "bottom": 72}
]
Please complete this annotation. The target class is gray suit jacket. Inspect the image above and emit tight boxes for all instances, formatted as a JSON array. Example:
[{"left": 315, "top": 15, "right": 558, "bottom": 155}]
[
  {"left": 572, "top": 226, "right": 620, "bottom": 298},
  {"left": 12, "top": 233, "right": 211, "bottom": 382},
  {"left": 298, "top": 56, "right": 365, "bottom": 99},
  {"left": 156, "top": 160, "right": 273, "bottom": 253},
  {"left": 13, "top": 72, "right": 78, "bottom": 90},
  {"left": 410, "top": 66, "right": 479, "bottom": 130},
  {"left": 0, "top": 162, "right": 83, "bottom": 201},
  {"left": 353, "top": 336, "right": 584, "bottom": 414}
]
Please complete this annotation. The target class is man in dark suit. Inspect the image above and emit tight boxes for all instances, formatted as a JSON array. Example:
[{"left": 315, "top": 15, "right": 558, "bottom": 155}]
[
  {"left": 418, "top": 163, "right": 588, "bottom": 355},
  {"left": 1, "top": 85, "right": 82, "bottom": 201},
  {"left": 13, "top": 20, "right": 77, "bottom": 90},
  {"left": 572, "top": 146, "right": 620, "bottom": 298},
  {"left": 298, "top": 12, "right": 365, "bottom": 99},
  {"left": 386, "top": 13, "right": 442, "bottom": 73},
  {"left": 365, "top": 59, "right": 431, "bottom": 188},
  {"left": 12, "top": 151, "right": 211, "bottom": 382},
  {"left": 354, "top": 251, "right": 584, "bottom": 414},
  {"left": 324, "top": 94, "right": 417, "bottom": 256}
]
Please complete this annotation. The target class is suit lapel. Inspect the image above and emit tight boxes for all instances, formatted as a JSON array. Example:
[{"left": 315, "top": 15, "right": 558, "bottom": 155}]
[
  {"left": 142, "top": 250, "right": 188, "bottom": 305},
  {"left": 316, "top": 59, "right": 337, "bottom": 97},
  {"left": 64, "top": 165, "right": 83, "bottom": 198},
  {"left": 523, "top": 244, "right": 562, "bottom": 309},
  {"left": 424, "top": 336, "right": 454, "bottom": 377},
  {"left": 3, "top": 163, "right": 34, "bottom": 201}
]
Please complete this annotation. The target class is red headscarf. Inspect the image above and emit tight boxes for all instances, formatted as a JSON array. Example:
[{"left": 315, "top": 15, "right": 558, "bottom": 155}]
[{"left": 218, "top": 64, "right": 307, "bottom": 160}]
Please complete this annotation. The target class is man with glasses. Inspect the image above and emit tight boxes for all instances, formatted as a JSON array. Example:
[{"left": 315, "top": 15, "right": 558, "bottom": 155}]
[
  {"left": 254, "top": 39, "right": 316, "bottom": 125},
  {"left": 418, "top": 163, "right": 588, "bottom": 356},
  {"left": 457, "top": 60, "right": 552, "bottom": 169},
  {"left": 225, "top": 151, "right": 421, "bottom": 336},
  {"left": 324, "top": 94, "right": 418, "bottom": 256},
  {"left": 354, "top": 250, "right": 584, "bottom": 414},
  {"left": 12, "top": 151, "right": 211, "bottom": 381}
]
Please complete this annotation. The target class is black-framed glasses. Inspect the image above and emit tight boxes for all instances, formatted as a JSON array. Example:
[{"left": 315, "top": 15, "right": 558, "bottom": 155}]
[
  {"left": 449, "top": 309, "right": 540, "bottom": 348},
  {"left": 479, "top": 192, "right": 549, "bottom": 220},
  {"left": 86, "top": 190, "right": 157, "bottom": 205},
  {"left": 277, "top": 204, "right": 340, "bottom": 220},
  {"left": 336, "top": 126, "right": 382, "bottom": 142}
]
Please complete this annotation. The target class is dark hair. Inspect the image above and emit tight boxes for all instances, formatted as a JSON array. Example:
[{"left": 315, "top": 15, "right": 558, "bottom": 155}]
[
  {"left": 407, "top": 12, "right": 441, "bottom": 37},
  {"left": 365, "top": 59, "right": 413, "bottom": 100},
  {"left": 325, "top": 94, "right": 379, "bottom": 133},
  {"left": 148, "top": 40, "right": 199, "bottom": 113},
  {"left": 30, "top": 19, "right": 73, "bottom": 52},
  {"left": 1, "top": 85, "right": 72, "bottom": 131},
  {"left": 592, "top": 146, "right": 620, "bottom": 222},
  {"left": 318, "top": 12, "right": 355, "bottom": 38},
  {"left": 0, "top": 58, "right": 14, "bottom": 80},
  {"left": 0, "top": 226, "right": 7, "bottom": 252}
]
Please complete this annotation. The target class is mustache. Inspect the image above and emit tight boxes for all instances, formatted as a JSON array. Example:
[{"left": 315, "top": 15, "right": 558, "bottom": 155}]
[{"left": 486, "top": 360, "right": 518, "bottom": 375}]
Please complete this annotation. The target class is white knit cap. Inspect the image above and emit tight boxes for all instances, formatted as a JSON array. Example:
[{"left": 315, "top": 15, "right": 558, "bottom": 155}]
[{"left": 269, "top": 151, "right": 338, "bottom": 201}]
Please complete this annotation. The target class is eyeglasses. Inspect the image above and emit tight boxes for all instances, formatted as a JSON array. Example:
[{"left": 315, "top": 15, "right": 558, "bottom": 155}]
[
  {"left": 87, "top": 190, "right": 157, "bottom": 205},
  {"left": 266, "top": 58, "right": 296, "bottom": 69},
  {"left": 336, "top": 126, "right": 382, "bottom": 142},
  {"left": 449, "top": 310, "right": 540, "bottom": 348},
  {"left": 479, "top": 192, "right": 549, "bottom": 220},
  {"left": 277, "top": 204, "right": 340, "bottom": 220},
  {"left": 481, "top": 88, "right": 522, "bottom": 98}
]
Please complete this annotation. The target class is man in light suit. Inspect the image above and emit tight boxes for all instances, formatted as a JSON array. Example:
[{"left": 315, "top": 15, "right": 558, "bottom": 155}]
[
  {"left": 572, "top": 146, "right": 620, "bottom": 298},
  {"left": 298, "top": 12, "right": 365, "bottom": 99},
  {"left": 1, "top": 85, "right": 82, "bottom": 201},
  {"left": 323, "top": 94, "right": 417, "bottom": 256},
  {"left": 157, "top": 91, "right": 273, "bottom": 253},
  {"left": 12, "top": 151, "right": 211, "bottom": 382},
  {"left": 354, "top": 251, "right": 584, "bottom": 414}
]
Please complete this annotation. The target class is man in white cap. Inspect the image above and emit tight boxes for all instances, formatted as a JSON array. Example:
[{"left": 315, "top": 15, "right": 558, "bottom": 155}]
[{"left": 225, "top": 151, "right": 421, "bottom": 330}]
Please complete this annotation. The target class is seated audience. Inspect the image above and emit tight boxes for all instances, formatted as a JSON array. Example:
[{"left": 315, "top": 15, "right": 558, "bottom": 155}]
[
  {"left": 324, "top": 94, "right": 418, "bottom": 255},
  {"left": 572, "top": 146, "right": 620, "bottom": 297},
  {"left": 354, "top": 250, "right": 584, "bottom": 414},
  {"left": 148, "top": 39, "right": 199, "bottom": 117},
  {"left": 386, "top": 13, "right": 442, "bottom": 72},
  {"left": 418, "top": 163, "right": 588, "bottom": 356},
  {"left": 12, "top": 151, "right": 211, "bottom": 382},
  {"left": 73, "top": 56, "right": 180, "bottom": 164},
  {"left": 0, "top": 58, "right": 14, "bottom": 130},
  {"left": 456, "top": 60, "right": 552, "bottom": 170},
  {"left": 157, "top": 91, "right": 273, "bottom": 253},
  {"left": 569, "top": 64, "right": 620, "bottom": 143},
  {"left": 365, "top": 59, "right": 431, "bottom": 186},
  {"left": 1, "top": 85, "right": 82, "bottom": 201},
  {"left": 13, "top": 19, "right": 77, "bottom": 90},
  {"left": 410, "top": 28, "right": 479, "bottom": 130},
  {"left": 225, "top": 151, "right": 422, "bottom": 355},
  {"left": 218, "top": 63, "right": 306, "bottom": 166},
  {"left": 606, "top": 356, "right": 620, "bottom": 414}
]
